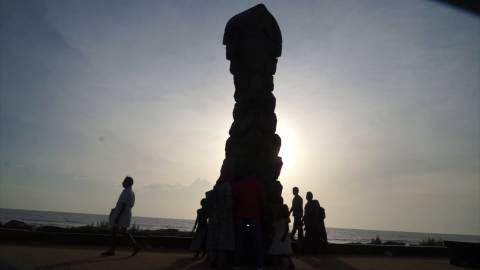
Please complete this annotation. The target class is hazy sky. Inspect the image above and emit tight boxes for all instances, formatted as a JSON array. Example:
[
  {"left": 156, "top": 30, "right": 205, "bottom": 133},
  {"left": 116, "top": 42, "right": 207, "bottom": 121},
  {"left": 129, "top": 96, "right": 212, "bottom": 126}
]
[{"left": 1, "top": 0, "right": 479, "bottom": 235}]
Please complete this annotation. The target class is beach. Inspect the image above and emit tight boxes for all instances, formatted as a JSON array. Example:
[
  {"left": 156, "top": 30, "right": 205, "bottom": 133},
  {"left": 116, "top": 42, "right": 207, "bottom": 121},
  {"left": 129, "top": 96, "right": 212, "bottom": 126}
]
[{"left": 0, "top": 243, "right": 458, "bottom": 270}]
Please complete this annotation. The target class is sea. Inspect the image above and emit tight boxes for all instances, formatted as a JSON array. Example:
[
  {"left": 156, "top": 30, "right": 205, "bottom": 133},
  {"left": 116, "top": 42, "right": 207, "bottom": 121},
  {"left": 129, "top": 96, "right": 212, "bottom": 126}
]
[{"left": 1, "top": 208, "right": 479, "bottom": 245}]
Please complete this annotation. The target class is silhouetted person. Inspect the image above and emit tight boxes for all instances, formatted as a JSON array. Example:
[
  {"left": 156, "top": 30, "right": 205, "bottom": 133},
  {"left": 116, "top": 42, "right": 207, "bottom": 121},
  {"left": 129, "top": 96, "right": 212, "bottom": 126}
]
[
  {"left": 289, "top": 187, "right": 303, "bottom": 241},
  {"left": 269, "top": 204, "right": 295, "bottom": 270},
  {"left": 318, "top": 201, "right": 328, "bottom": 247},
  {"left": 233, "top": 174, "right": 265, "bottom": 270},
  {"left": 191, "top": 198, "right": 208, "bottom": 258},
  {"left": 206, "top": 171, "right": 235, "bottom": 268},
  {"left": 303, "top": 191, "right": 327, "bottom": 254},
  {"left": 102, "top": 176, "right": 140, "bottom": 256}
]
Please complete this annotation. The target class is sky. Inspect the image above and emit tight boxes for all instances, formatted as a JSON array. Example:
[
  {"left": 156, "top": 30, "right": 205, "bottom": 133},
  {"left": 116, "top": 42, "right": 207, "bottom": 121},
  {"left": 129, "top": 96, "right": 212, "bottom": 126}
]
[{"left": 0, "top": 0, "right": 479, "bottom": 235}]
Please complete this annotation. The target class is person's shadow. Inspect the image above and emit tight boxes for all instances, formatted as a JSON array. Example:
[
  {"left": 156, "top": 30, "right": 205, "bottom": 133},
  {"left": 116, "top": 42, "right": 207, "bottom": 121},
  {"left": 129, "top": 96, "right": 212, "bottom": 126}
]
[
  {"left": 159, "top": 255, "right": 359, "bottom": 270},
  {"left": 296, "top": 255, "right": 359, "bottom": 270},
  {"left": 160, "top": 257, "right": 207, "bottom": 270},
  {"left": 35, "top": 254, "right": 133, "bottom": 270}
]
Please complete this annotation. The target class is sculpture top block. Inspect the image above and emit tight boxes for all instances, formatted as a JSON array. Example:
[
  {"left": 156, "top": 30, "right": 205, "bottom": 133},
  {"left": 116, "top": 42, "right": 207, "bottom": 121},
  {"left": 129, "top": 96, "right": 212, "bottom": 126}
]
[{"left": 223, "top": 4, "right": 282, "bottom": 60}]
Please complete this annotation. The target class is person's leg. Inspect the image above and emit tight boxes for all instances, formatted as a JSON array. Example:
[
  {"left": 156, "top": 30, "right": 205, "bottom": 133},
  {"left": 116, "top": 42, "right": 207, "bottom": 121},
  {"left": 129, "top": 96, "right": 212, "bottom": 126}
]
[
  {"left": 298, "top": 219, "right": 304, "bottom": 241},
  {"left": 122, "top": 228, "right": 135, "bottom": 246},
  {"left": 234, "top": 219, "right": 245, "bottom": 267},
  {"left": 102, "top": 226, "right": 119, "bottom": 255},
  {"left": 312, "top": 227, "right": 320, "bottom": 255},
  {"left": 303, "top": 227, "right": 311, "bottom": 254},
  {"left": 320, "top": 223, "right": 328, "bottom": 245},
  {"left": 200, "top": 249, "right": 207, "bottom": 258},
  {"left": 122, "top": 227, "right": 140, "bottom": 256},
  {"left": 200, "top": 226, "right": 208, "bottom": 258},
  {"left": 287, "top": 255, "right": 295, "bottom": 269},
  {"left": 291, "top": 219, "right": 298, "bottom": 239},
  {"left": 252, "top": 219, "right": 264, "bottom": 269},
  {"left": 192, "top": 228, "right": 200, "bottom": 258}
]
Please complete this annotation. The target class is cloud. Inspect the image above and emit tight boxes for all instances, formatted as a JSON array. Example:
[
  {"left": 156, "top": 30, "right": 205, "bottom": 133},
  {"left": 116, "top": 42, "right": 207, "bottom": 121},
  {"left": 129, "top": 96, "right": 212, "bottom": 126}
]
[{"left": 135, "top": 178, "right": 213, "bottom": 219}]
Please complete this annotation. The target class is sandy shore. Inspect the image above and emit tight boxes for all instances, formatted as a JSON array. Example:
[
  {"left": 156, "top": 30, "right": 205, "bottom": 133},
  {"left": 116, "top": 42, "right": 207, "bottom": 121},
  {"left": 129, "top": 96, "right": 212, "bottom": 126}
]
[{"left": 0, "top": 243, "right": 457, "bottom": 270}]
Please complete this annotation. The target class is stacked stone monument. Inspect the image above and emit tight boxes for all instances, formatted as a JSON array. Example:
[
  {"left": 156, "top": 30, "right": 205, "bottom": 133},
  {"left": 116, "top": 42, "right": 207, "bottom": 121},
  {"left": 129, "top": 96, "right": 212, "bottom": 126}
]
[{"left": 215, "top": 3, "right": 284, "bottom": 242}]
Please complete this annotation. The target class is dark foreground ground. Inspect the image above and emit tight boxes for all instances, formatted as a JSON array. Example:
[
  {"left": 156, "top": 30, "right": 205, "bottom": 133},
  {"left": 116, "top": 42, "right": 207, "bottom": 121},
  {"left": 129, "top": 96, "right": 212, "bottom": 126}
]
[{"left": 0, "top": 243, "right": 460, "bottom": 270}]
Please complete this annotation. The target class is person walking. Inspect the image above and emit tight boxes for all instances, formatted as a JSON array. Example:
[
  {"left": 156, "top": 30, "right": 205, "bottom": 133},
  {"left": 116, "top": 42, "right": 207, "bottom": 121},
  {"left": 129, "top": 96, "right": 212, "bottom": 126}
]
[
  {"left": 191, "top": 198, "right": 208, "bottom": 258},
  {"left": 102, "top": 176, "right": 140, "bottom": 256},
  {"left": 269, "top": 204, "right": 295, "bottom": 270},
  {"left": 303, "top": 191, "right": 325, "bottom": 254},
  {"left": 318, "top": 201, "right": 328, "bottom": 246},
  {"left": 289, "top": 187, "right": 303, "bottom": 241},
  {"left": 206, "top": 173, "right": 235, "bottom": 268}
]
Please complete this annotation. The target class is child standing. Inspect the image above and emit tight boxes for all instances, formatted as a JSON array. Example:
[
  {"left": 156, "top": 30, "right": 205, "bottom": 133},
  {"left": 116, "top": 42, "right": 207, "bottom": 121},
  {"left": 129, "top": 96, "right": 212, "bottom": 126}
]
[
  {"left": 269, "top": 204, "right": 295, "bottom": 270},
  {"left": 191, "top": 198, "right": 208, "bottom": 258}
]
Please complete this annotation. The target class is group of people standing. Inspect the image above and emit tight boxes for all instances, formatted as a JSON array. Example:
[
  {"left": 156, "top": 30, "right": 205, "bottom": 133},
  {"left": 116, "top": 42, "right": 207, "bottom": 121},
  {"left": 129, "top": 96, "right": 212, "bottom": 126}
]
[
  {"left": 191, "top": 178, "right": 328, "bottom": 270},
  {"left": 100, "top": 176, "right": 327, "bottom": 270},
  {"left": 290, "top": 187, "right": 328, "bottom": 254},
  {"left": 191, "top": 174, "right": 268, "bottom": 268}
]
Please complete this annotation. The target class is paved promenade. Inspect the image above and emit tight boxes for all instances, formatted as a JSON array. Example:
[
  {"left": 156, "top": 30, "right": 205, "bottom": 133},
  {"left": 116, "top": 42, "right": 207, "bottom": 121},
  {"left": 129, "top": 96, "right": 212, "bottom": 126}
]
[{"left": 0, "top": 243, "right": 458, "bottom": 270}]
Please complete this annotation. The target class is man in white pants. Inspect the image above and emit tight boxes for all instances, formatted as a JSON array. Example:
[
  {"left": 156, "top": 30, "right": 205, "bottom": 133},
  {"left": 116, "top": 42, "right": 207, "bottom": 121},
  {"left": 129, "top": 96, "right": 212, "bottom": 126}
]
[{"left": 102, "top": 176, "right": 140, "bottom": 256}]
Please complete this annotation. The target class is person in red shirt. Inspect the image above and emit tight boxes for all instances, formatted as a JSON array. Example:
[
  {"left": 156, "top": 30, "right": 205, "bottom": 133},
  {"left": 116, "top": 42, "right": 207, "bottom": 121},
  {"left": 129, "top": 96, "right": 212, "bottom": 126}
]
[
  {"left": 234, "top": 175, "right": 265, "bottom": 219},
  {"left": 233, "top": 174, "right": 266, "bottom": 270}
]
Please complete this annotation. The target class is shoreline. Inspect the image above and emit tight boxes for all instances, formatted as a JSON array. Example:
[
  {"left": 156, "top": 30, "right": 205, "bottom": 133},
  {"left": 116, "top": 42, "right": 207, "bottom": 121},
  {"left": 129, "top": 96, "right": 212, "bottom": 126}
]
[{"left": 3, "top": 207, "right": 479, "bottom": 237}]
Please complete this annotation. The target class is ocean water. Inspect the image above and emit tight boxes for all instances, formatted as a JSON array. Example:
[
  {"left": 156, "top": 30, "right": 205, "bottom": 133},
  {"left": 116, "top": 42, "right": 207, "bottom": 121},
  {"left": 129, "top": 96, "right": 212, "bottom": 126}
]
[
  {"left": 1, "top": 208, "right": 479, "bottom": 244},
  {"left": 0, "top": 208, "right": 193, "bottom": 232}
]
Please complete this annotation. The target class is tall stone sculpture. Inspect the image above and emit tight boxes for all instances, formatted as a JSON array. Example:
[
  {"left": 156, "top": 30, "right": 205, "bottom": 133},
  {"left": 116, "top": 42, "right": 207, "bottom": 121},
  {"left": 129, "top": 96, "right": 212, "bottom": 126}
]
[{"left": 209, "top": 3, "right": 284, "bottom": 257}]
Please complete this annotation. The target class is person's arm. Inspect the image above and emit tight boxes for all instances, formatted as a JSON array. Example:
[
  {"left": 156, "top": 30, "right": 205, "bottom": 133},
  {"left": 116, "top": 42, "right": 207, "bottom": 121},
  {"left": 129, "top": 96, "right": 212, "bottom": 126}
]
[
  {"left": 290, "top": 197, "right": 297, "bottom": 214},
  {"left": 114, "top": 203, "right": 126, "bottom": 224},
  {"left": 192, "top": 217, "right": 198, "bottom": 233}
]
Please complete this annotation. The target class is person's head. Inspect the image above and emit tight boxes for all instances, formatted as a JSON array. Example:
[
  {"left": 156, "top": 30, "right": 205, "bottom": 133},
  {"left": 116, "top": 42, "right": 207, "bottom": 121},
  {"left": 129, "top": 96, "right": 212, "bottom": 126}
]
[
  {"left": 200, "top": 198, "right": 207, "bottom": 208},
  {"left": 306, "top": 191, "right": 313, "bottom": 201},
  {"left": 292, "top": 187, "right": 299, "bottom": 195},
  {"left": 122, "top": 176, "right": 134, "bottom": 188}
]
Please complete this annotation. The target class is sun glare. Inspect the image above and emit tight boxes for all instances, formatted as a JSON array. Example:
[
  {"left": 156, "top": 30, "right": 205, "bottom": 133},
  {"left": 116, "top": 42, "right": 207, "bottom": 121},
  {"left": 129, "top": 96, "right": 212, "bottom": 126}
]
[{"left": 276, "top": 123, "right": 298, "bottom": 175}]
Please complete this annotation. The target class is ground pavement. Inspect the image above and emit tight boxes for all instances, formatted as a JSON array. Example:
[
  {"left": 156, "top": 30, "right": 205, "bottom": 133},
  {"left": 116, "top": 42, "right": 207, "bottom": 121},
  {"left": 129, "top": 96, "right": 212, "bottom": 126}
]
[{"left": 0, "top": 243, "right": 459, "bottom": 270}]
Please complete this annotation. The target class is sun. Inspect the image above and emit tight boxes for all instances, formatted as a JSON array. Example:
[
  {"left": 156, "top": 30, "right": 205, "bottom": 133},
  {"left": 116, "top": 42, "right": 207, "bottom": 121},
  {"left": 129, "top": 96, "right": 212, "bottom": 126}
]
[
  {"left": 275, "top": 123, "right": 298, "bottom": 171},
  {"left": 275, "top": 120, "right": 306, "bottom": 191}
]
